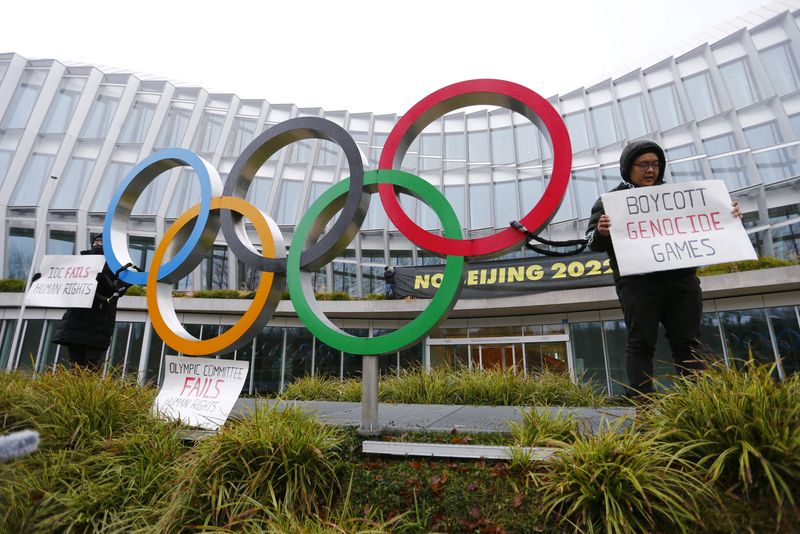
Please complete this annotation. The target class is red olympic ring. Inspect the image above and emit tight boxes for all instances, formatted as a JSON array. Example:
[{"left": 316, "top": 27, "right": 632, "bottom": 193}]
[{"left": 378, "top": 79, "right": 572, "bottom": 258}]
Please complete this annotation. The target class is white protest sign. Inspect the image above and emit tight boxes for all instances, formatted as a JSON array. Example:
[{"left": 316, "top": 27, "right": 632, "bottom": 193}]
[
  {"left": 602, "top": 180, "right": 756, "bottom": 277},
  {"left": 153, "top": 355, "right": 249, "bottom": 430},
  {"left": 24, "top": 255, "right": 106, "bottom": 308}
]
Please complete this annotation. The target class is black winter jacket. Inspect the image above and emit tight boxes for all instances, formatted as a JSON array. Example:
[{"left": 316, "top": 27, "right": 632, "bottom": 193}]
[
  {"left": 584, "top": 140, "right": 696, "bottom": 281},
  {"left": 51, "top": 247, "right": 121, "bottom": 350}
]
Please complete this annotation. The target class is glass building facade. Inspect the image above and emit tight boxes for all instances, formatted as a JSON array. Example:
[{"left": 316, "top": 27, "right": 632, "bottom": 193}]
[{"left": 0, "top": 3, "right": 799, "bottom": 393}]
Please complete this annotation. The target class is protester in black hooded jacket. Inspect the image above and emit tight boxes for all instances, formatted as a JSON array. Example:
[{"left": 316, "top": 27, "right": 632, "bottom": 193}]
[
  {"left": 51, "top": 235, "right": 126, "bottom": 369},
  {"left": 586, "top": 140, "right": 712, "bottom": 397}
]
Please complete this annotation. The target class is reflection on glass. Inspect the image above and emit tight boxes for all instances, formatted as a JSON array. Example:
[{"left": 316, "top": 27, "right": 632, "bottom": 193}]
[
  {"left": 119, "top": 96, "right": 158, "bottom": 143},
  {"left": 468, "top": 130, "right": 489, "bottom": 162},
  {"left": 768, "top": 306, "right": 800, "bottom": 374},
  {"left": 47, "top": 229, "right": 75, "bottom": 255},
  {"left": 155, "top": 102, "right": 193, "bottom": 148},
  {"left": 51, "top": 156, "right": 94, "bottom": 209},
  {"left": 0, "top": 69, "right": 47, "bottom": 129},
  {"left": 107, "top": 322, "right": 130, "bottom": 376},
  {"left": 80, "top": 86, "right": 123, "bottom": 138},
  {"left": 491, "top": 127, "right": 514, "bottom": 164},
  {"left": 759, "top": 42, "right": 800, "bottom": 96},
  {"left": 649, "top": 84, "right": 683, "bottom": 130},
  {"left": 41, "top": 77, "right": 86, "bottom": 134},
  {"left": 314, "top": 338, "right": 341, "bottom": 378},
  {"left": 10, "top": 152, "right": 55, "bottom": 206},
  {"left": 430, "top": 344, "right": 469, "bottom": 369},
  {"left": 274, "top": 179, "right": 303, "bottom": 225},
  {"left": 201, "top": 244, "right": 228, "bottom": 290},
  {"left": 192, "top": 111, "right": 226, "bottom": 154},
  {"left": 719, "top": 58, "right": 758, "bottom": 108},
  {"left": 571, "top": 169, "right": 599, "bottom": 219},
  {"left": 772, "top": 222, "right": 800, "bottom": 260},
  {"left": 682, "top": 72, "right": 717, "bottom": 120},
  {"left": 91, "top": 161, "right": 133, "bottom": 211},
  {"left": 284, "top": 327, "right": 313, "bottom": 387},
  {"left": 7, "top": 227, "right": 34, "bottom": 279},
  {"left": 253, "top": 326, "right": 284, "bottom": 394},
  {"left": 17, "top": 319, "right": 45, "bottom": 371},
  {"left": 515, "top": 123, "right": 540, "bottom": 163},
  {"left": 469, "top": 183, "right": 491, "bottom": 229},
  {"left": 589, "top": 103, "right": 618, "bottom": 147},
  {"left": 744, "top": 121, "right": 798, "bottom": 183},
  {"left": 569, "top": 322, "right": 607, "bottom": 392},
  {"left": 563, "top": 111, "right": 589, "bottom": 152},
  {"left": 719, "top": 308, "right": 777, "bottom": 370},
  {"left": 618, "top": 94, "right": 650, "bottom": 139},
  {"left": 493, "top": 181, "right": 517, "bottom": 228},
  {"left": 225, "top": 117, "right": 257, "bottom": 157}
]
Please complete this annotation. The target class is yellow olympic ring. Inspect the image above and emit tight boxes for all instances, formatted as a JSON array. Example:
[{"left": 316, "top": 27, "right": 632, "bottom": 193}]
[{"left": 146, "top": 196, "right": 284, "bottom": 356}]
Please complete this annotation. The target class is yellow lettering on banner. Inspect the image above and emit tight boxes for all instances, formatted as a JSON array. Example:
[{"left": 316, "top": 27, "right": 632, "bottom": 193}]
[
  {"left": 480, "top": 270, "right": 487, "bottom": 284},
  {"left": 526, "top": 264, "right": 543, "bottom": 281},
  {"left": 485, "top": 268, "right": 497, "bottom": 284},
  {"left": 498, "top": 268, "right": 506, "bottom": 284},
  {"left": 431, "top": 273, "right": 443, "bottom": 288},
  {"left": 467, "top": 270, "right": 480, "bottom": 285},
  {"left": 507, "top": 266, "right": 524, "bottom": 283},
  {"left": 415, "top": 275, "right": 430, "bottom": 289}
]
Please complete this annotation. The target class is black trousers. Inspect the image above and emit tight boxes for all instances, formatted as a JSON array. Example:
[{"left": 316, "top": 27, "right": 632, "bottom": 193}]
[
  {"left": 615, "top": 272, "right": 704, "bottom": 395},
  {"left": 64, "top": 345, "right": 107, "bottom": 371}
]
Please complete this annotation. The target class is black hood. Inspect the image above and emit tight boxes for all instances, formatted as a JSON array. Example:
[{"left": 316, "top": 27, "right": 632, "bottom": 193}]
[{"left": 619, "top": 140, "right": 666, "bottom": 185}]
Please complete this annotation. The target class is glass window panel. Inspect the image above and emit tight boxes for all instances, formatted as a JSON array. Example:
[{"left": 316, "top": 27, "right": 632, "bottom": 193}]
[
  {"left": 515, "top": 123, "right": 540, "bottom": 163},
  {"left": 519, "top": 178, "right": 544, "bottom": 215},
  {"left": 317, "top": 140, "right": 340, "bottom": 166},
  {"left": 332, "top": 261, "right": 357, "bottom": 296},
  {"left": 698, "top": 312, "right": 725, "bottom": 361},
  {"left": 649, "top": 84, "right": 683, "bottom": 130},
  {"left": 0, "top": 62, "right": 8, "bottom": 83},
  {"left": 107, "top": 322, "right": 130, "bottom": 376},
  {"left": 719, "top": 58, "right": 759, "bottom": 108},
  {"left": 38, "top": 321, "right": 59, "bottom": 373},
  {"left": 0, "top": 320, "right": 18, "bottom": 370},
  {"left": 10, "top": 152, "right": 55, "bottom": 206},
  {"left": 759, "top": 42, "right": 800, "bottom": 96},
  {"left": 0, "top": 69, "right": 47, "bottom": 129},
  {"left": 493, "top": 181, "right": 517, "bottom": 228},
  {"left": 274, "top": 179, "right": 303, "bottom": 225},
  {"left": 744, "top": 121, "right": 782, "bottom": 150},
  {"left": 91, "top": 161, "right": 133, "bottom": 211},
  {"left": 80, "top": 85, "right": 123, "bottom": 138},
  {"left": 491, "top": 127, "right": 514, "bottom": 164},
  {"left": 551, "top": 181, "right": 574, "bottom": 222},
  {"left": 772, "top": 221, "right": 800, "bottom": 260},
  {"left": 469, "top": 183, "right": 491, "bottom": 229},
  {"left": 719, "top": 308, "right": 777, "bottom": 370},
  {"left": 789, "top": 113, "right": 800, "bottom": 140},
  {"left": 201, "top": 244, "right": 228, "bottom": 290},
  {"left": 342, "top": 328, "right": 369, "bottom": 378},
  {"left": 361, "top": 265, "right": 383, "bottom": 297},
  {"left": 601, "top": 168, "right": 620, "bottom": 191},
  {"left": 572, "top": 169, "right": 599, "bottom": 219},
  {"left": 40, "top": 77, "right": 86, "bottom": 134},
  {"left": 682, "top": 72, "right": 717, "bottom": 120},
  {"left": 132, "top": 169, "right": 173, "bottom": 216},
  {"left": 287, "top": 140, "right": 313, "bottom": 164},
  {"left": 570, "top": 322, "right": 608, "bottom": 392},
  {"left": 253, "top": 326, "right": 284, "bottom": 394},
  {"left": 128, "top": 236, "right": 154, "bottom": 272},
  {"left": 166, "top": 169, "right": 200, "bottom": 218},
  {"left": 420, "top": 133, "right": 442, "bottom": 156},
  {"left": 444, "top": 131, "right": 465, "bottom": 160},
  {"left": 589, "top": 103, "right": 618, "bottom": 147},
  {"left": 155, "top": 102, "right": 194, "bottom": 148},
  {"left": 363, "top": 195, "right": 387, "bottom": 230},
  {"left": 7, "top": 227, "right": 34, "bottom": 279},
  {"left": 118, "top": 95, "right": 158, "bottom": 143},
  {"left": 751, "top": 149, "right": 798, "bottom": 183},
  {"left": 468, "top": 130, "right": 489, "bottom": 162},
  {"left": 224, "top": 117, "right": 257, "bottom": 157},
  {"left": 16, "top": 319, "right": 46, "bottom": 371},
  {"left": 768, "top": 203, "right": 800, "bottom": 224},
  {"left": 399, "top": 342, "right": 423, "bottom": 370},
  {"left": 703, "top": 134, "right": 751, "bottom": 189},
  {"left": 563, "top": 111, "right": 590, "bottom": 152},
  {"left": 444, "top": 185, "right": 466, "bottom": 227},
  {"left": 314, "top": 338, "right": 341, "bottom": 378},
  {"left": 51, "top": 151, "right": 96, "bottom": 209},
  {"left": 668, "top": 160, "right": 704, "bottom": 182},
  {"left": 143, "top": 325, "right": 164, "bottom": 385},
  {"left": 768, "top": 306, "right": 800, "bottom": 375},
  {"left": 666, "top": 144, "right": 696, "bottom": 159},
  {"left": 47, "top": 229, "right": 75, "bottom": 255},
  {"left": 192, "top": 111, "right": 225, "bottom": 154},
  {"left": 284, "top": 327, "right": 313, "bottom": 386},
  {"left": 618, "top": 94, "right": 650, "bottom": 139}
]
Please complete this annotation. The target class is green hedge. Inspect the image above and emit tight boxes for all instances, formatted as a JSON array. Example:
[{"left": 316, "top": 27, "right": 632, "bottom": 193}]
[
  {"left": 0, "top": 279, "right": 25, "bottom": 292},
  {"left": 697, "top": 256, "right": 798, "bottom": 276}
]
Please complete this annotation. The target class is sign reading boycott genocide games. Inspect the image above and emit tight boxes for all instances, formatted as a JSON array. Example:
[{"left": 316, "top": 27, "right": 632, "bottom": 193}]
[
  {"left": 603, "top": 180, "right": 756, "bottom": 277},
  {"left": 153, "top": 356, "right": 249, "bottom": 430},
  {"left": 24, "top": 255, "right": 106, "bottom": 308}
]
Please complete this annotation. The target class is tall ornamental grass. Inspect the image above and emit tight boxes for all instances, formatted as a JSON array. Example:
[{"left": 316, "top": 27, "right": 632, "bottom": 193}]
[
  {"left": 1, "top": 367, "right": 156, "bottom": 450},
  {"left": 155, "top": 403, "right": 345, "bottom": 531},
  {"left": 639, "top": 361, "right": 800, "bottom": 511},
  {"left": 532, "top": 424, "right": 715, "bottom": 534},
  {"left": 510, "top": 408, "right": 581, "bottom": 448}
]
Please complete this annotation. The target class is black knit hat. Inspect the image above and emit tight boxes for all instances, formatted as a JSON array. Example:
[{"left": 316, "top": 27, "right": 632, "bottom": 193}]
[{"left": 619, "top": 140, "right": 666, "bottom": 185}]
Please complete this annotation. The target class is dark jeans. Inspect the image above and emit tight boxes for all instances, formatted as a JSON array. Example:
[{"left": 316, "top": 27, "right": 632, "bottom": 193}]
[
  {"left": 385, "top": 282, "right": 396, "bottom": 299},
  {"left": 65, "top": 345, "right": 107, "bottom": 371},
  {"left": 615, "top": 272, "right": 704, "bottom": 395}
]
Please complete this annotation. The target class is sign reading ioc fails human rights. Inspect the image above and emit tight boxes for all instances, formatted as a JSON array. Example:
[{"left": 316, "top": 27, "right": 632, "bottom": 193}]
[{"left": 603, "top": 180, "right": 756, "bottom": 277}]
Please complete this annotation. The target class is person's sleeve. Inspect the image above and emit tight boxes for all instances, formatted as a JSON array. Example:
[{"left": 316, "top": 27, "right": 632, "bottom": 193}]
[{"left": 585, "top": 197, "right": 611, "bottom": 252}]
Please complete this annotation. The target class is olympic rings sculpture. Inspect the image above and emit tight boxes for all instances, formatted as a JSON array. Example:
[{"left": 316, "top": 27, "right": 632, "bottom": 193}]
[{"left": 102, "top": 79, "right": 572, "bottom": 357}]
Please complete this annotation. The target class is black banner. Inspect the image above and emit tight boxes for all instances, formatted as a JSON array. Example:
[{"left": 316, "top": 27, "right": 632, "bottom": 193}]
[{"left": 394, "top": 252, "right": 615, "bottom": 299}]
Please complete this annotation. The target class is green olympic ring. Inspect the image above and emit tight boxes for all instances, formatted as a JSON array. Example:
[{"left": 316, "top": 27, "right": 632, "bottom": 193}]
[{"left": 287, "top": 169, "right": 465, "bottom": 354}]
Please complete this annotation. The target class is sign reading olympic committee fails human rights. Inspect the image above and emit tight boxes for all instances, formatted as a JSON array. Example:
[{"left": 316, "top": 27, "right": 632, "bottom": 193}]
[{"left": 602, "top": 180, "right": 756, "bottom": 277}]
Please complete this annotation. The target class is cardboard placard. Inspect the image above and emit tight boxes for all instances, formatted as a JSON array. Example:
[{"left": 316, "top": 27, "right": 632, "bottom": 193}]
[
  {"left": 602, "top": 180, "right": 756, "bottom": 276},
  {"left": 24, "top": 255, "right": 106, "bottom": 308},
  {"left": 153, "top": 355, "right": 250, "bottom": 430}
]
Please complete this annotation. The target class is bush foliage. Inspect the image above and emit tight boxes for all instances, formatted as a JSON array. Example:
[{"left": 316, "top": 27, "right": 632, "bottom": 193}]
[
  {"left": 697, "top": 256, "right": 798, "bottom": 276},
  {"left": 0, "top": 278, "right": 25, "bottom": 292}
]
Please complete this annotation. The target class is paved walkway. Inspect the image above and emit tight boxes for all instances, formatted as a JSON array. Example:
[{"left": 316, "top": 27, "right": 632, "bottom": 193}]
[{"left": 232, "top": 398, "right": 635, "bottom": 434}]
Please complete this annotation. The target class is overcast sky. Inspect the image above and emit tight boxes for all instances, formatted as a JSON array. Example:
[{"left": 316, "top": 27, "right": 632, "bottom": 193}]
[{"left": 2, "top": 0, "right": 772, "bottom": 114}]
